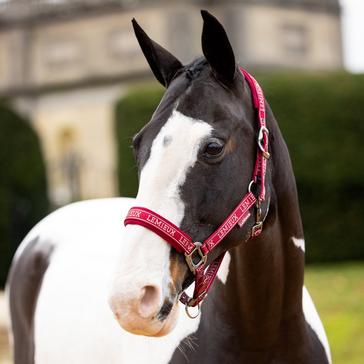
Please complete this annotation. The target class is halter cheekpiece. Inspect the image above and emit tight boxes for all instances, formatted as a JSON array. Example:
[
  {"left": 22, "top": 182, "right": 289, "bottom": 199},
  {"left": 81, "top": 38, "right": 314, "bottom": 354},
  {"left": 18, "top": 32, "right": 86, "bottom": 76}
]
[{"left": 124, "top": 68, "right": 270, "bottom": 316}]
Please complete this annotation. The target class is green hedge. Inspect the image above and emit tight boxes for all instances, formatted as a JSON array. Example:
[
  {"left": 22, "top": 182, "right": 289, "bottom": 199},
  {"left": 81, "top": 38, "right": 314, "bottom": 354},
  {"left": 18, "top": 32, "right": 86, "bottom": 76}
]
[
  {"left": 0, "top": 103, "right": 49, "bottom": 287},
  {"left": 115, "top": 73, "right": 364, "bottom": 263},
  {"left": 115, "top": 85, "right": 164, "bottom": 197},
  {"left": 258, "top": 72, "right": 364, "bottom": 262}
]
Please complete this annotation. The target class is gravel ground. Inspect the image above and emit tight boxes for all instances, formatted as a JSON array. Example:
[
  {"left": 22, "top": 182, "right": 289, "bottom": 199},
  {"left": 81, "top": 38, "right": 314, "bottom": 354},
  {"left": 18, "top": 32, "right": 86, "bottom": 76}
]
[{"left": 0, "top": 292, "right": 11, "bottom": 364}]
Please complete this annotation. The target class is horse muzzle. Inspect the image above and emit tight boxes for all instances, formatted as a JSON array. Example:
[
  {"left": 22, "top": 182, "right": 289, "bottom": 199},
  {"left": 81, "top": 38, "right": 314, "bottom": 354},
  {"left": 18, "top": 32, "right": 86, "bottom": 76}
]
[{"left": 108, "top": 280, "right": 179, "bottom": 336}]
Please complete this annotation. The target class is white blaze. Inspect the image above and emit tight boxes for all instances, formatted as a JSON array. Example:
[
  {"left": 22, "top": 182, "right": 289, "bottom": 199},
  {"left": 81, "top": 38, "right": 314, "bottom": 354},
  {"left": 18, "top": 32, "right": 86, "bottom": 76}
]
[{"left": 111, "top": 110, "right": 212, "bottom": 300}]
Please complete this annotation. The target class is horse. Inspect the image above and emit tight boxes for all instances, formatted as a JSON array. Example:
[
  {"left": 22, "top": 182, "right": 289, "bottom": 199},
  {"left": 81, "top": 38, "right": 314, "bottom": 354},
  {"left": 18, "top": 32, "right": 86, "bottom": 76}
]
[{"left": 6, "top": 10, "right": 331, "bottom": 364}]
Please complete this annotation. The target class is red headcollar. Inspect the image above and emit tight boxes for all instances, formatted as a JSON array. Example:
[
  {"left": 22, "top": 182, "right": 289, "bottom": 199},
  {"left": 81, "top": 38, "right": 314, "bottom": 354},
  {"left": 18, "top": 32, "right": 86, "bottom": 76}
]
[{"left": 124, "top": 68, "right": 270, "bottom": 315}]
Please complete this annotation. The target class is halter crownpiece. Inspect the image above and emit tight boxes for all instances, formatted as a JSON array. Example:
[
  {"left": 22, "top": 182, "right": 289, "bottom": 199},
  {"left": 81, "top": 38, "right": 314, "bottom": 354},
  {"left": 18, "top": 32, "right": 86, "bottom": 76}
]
[{"left": 124, "top": 68, "right": 270, "bottom": 315}]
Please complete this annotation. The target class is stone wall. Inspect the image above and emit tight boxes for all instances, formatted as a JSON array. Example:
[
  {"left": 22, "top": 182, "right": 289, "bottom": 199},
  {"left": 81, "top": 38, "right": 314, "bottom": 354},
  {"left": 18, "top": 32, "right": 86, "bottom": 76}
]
[{"left": 0, "top": 2, "right": 343, "bottom": 205}]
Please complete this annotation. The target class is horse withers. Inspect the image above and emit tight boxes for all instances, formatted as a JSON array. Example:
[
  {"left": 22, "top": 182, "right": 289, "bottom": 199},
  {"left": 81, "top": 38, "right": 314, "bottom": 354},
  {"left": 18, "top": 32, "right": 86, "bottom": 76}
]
[{"left": 6, "top": 10, "right": 331, "bottom": 364}]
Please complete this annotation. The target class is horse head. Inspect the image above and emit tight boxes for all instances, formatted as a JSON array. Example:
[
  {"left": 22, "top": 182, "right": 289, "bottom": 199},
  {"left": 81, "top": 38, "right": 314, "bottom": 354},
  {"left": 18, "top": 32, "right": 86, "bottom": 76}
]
[{"left": 108, "top": 10, "right": 271, "bottom": 337}]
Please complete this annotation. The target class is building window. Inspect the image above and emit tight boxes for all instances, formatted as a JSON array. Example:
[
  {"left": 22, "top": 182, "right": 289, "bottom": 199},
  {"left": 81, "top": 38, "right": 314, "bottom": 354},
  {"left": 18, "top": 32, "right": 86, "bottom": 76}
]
[{"left": 280, "top": 23, "right": 308, "bottom": 57}]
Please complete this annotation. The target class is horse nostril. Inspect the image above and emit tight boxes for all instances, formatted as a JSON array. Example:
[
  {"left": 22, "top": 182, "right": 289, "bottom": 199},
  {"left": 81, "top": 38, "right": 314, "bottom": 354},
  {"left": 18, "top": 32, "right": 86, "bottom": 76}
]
[
  {"left": 139, "top": 285, "right": 160, "bottom": 318},
  {"left": 157, "top": 299, "right": 174, "bottom": 321}
]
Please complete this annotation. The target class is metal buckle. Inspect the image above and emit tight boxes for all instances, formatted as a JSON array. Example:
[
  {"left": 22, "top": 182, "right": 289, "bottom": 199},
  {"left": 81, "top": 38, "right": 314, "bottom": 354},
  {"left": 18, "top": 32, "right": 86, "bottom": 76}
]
[
  {"left": 184, "top": 242, "right": 207, "bottom": 275},
  {"left": 257, "top": 126, "right": 270, "bottom": 159}
]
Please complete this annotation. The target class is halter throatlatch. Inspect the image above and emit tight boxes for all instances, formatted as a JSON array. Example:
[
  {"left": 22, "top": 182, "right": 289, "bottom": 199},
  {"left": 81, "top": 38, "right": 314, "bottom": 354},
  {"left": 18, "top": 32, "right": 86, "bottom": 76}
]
[{"left": 124, "top": 68, "right": 270, "bottom": 315}]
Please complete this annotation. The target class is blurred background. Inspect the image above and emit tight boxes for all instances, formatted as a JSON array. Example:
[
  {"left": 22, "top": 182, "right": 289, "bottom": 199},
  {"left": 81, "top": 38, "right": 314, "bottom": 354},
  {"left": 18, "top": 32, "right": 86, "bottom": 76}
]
[{"left": 0, "top": 0, "right": 363, "bottom": 363}]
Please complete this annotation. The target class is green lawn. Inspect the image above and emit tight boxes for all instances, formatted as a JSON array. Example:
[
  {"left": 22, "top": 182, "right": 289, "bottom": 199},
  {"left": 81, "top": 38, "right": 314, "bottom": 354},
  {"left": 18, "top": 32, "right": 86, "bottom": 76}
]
[{"left": 305, "top": 262, "right": 364, "bottom": 364}]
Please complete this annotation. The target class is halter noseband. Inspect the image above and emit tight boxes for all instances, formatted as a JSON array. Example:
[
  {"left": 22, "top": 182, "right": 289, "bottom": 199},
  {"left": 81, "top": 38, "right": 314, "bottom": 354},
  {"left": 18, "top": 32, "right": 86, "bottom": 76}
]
[{"left": 124, "top": 68, "right": 270, "bottom": 315}]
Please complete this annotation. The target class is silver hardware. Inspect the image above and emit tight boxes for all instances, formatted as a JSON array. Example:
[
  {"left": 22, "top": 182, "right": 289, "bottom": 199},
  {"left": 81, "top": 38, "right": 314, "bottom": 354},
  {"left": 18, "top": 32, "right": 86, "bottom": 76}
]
[
  {"left": 185, "top": 302, "right": 201, "bottom": 319},
  {"left": 257, "top": 126, "right": 270, "bottom": 159},
  {"left": 184, "top": 242, "right": 207, "bottom": 275},
  {"left": 248, "top": 180, "right": 255, "bottom": 193}
]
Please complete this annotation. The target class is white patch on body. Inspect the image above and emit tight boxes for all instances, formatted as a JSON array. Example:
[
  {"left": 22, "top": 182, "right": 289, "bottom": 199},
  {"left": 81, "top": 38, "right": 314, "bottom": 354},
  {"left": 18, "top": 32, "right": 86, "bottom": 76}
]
[
  {"left": 217, "top": 252, "right": 231, "bottom": 284},
  {"left": 31, "top": 198, "right": 201, "bottom": 364},
  {"left": 302, "top": 286, "right": 332, "bottom": 364},
  {"left": 110, "top": 110, "right": 212, "bottom": 304},
  {"left": 292, "top": 236, "right": 305, "bottom": 252}
]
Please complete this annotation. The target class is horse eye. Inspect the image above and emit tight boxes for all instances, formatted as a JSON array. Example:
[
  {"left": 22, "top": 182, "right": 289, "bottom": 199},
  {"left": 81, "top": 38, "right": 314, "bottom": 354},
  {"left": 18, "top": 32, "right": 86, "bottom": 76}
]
[{"left": 203, "top": 139, "right": 225, "bottom": 158}]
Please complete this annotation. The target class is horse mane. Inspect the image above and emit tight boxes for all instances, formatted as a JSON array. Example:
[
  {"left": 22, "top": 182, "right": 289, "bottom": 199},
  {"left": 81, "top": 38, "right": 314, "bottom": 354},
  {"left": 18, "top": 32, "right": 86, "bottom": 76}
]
[{"left": 185, "top": 57, "right": 208, "bottom": 81}]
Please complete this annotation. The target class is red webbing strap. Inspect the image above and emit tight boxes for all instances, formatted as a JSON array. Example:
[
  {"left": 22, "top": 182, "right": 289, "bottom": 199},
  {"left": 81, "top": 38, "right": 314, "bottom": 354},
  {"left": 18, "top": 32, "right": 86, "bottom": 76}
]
[
  {"left": 240, "top": 67, "right": 268, "bottom": 201},
  {"left": 178, "top": 192, "right": 257, "bottom": 305},
  {"left": 124, "top": 192, "right": 256, "bottom": 307},
  {"left": 124, "top": 207, "right": 227, "bottom": 306},
  {"left": 124, "top": 207, "right": 195, "bottom": 254},
  {"left": 201, "top": 192, "right": 256, "bottom": 255},
  {"left": 180, "top": 192, "right": 257, "bottom": 306},
  {"left": 180, "top": 252, "right": 225, "bottom": 306}
]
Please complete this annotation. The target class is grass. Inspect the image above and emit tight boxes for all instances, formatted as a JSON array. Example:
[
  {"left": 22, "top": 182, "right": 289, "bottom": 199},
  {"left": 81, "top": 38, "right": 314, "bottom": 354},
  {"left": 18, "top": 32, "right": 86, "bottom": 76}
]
[{"left": 305, "top": 262, "right": 364, "bottom": 364}]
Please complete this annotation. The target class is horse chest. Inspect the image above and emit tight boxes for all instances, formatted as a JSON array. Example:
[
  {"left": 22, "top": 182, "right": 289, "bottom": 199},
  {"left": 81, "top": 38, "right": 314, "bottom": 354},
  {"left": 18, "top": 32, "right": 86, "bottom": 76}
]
[
  {"left": 169, "top": 291, "right": 330, "bottom": 364},
  {"left": 171, "top": 323, "right": 328, "bottom": 364}
]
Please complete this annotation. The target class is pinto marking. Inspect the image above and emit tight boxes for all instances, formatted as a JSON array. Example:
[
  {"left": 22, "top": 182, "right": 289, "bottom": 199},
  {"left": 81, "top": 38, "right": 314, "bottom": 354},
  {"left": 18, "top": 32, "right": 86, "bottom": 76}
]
[
  {"left": 217, "top": 252, "right": 231, "bottom": 285},
  {"left": 292, "top": 237, "right": 305, "bottom": 252},
  {"left": 303, "top": 286, "right": 332, "bottom": 364}
]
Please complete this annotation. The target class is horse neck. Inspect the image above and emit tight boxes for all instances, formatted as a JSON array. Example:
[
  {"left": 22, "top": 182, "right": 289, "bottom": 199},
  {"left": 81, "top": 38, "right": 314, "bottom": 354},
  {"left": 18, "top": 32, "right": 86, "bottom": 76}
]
[{"left": 210, "top": 109, "right": 305, "bottom": 349}]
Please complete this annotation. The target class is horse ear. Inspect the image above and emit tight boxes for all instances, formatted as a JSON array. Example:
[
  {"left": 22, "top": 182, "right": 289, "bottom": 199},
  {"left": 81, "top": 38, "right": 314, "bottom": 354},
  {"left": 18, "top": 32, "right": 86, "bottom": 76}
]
[
  {"left": 201, "top": 10, "right": 236, "bottom": 85},
  {"left": 132, "top": 18, "right": 183, "bottom": 88}
]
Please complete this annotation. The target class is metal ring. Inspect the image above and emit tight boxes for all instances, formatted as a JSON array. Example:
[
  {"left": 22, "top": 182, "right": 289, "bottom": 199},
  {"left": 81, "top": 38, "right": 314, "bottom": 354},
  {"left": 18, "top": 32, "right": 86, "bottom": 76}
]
[
  {"left": 257, "top": 126, "right": 269, "bottom": 154},
  {"left": 258, "top": 126, "right": 269, "bottom": 141},
  {"left": 185, "top": 303, "right": 201, "bottom": 319},
  {"left": 248, "top": 180, "right": 256, "bottom": 193}
]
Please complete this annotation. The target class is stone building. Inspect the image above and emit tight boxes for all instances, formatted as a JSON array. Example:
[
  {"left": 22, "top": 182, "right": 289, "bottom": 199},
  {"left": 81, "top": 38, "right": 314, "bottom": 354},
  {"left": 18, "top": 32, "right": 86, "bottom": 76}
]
[{"left": 0, "top": 0, "right": 342, "bottom": 206}]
